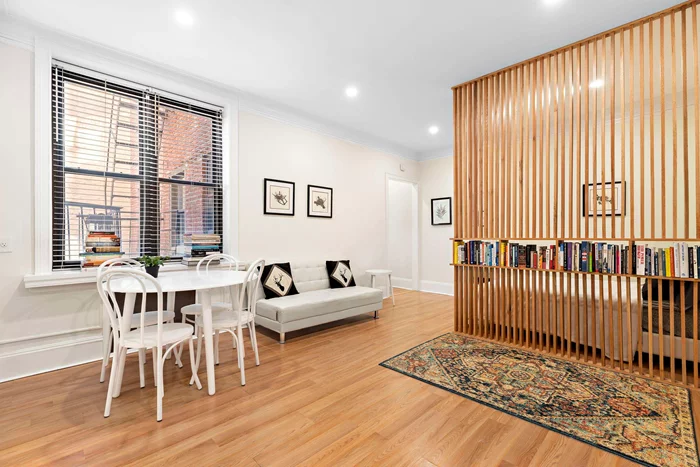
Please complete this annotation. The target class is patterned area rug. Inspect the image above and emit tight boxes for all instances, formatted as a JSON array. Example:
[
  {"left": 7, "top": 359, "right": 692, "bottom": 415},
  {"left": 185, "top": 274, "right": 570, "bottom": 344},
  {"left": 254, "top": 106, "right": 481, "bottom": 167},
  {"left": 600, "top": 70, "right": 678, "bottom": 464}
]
[{"left": 380, "top": 333, "right": 699, "bottom": 467}]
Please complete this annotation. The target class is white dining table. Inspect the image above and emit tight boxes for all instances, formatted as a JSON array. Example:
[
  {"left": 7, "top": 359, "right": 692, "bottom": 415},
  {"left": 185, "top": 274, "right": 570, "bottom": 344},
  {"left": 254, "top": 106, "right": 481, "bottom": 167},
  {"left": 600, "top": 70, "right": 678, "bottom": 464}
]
[{"left": 107, "top": 269, "right": 248, "bottom": 395}]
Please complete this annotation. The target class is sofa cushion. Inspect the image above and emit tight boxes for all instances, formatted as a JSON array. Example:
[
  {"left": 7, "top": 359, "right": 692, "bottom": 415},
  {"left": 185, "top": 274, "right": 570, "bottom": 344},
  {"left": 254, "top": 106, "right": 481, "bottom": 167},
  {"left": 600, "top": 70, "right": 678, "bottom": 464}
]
[
  {"left": 261, "top": 262, "right": 299, "bottom": 299},
  {"left": 256, "top": 286, "right": 382, "bottom": 323},
  {"left": 326, "top": 260, "right": 356, "bottom": 288}
]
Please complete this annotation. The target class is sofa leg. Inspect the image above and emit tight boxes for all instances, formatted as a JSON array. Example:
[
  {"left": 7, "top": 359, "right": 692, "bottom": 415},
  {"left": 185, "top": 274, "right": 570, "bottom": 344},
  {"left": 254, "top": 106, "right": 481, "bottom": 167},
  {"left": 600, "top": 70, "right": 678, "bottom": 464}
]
[
  {"left": 374, "top": 310, "right": 378, "bottom": 319},
  {"left": 279, "top": 332, "right": 285, "bottom": 344}
]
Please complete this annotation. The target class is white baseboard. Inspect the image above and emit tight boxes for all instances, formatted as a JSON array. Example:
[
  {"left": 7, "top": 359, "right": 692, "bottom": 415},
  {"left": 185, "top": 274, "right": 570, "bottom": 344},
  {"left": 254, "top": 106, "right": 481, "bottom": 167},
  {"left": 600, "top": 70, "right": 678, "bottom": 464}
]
[
  {"left": 419, "top": 280, "right": 454, "bottom": 296},
  {"left": 390, "top": 276, "right": 414, "bottom": 290},
  {"left": 0, "top": 328, "right": 103, "bottom": 383}
]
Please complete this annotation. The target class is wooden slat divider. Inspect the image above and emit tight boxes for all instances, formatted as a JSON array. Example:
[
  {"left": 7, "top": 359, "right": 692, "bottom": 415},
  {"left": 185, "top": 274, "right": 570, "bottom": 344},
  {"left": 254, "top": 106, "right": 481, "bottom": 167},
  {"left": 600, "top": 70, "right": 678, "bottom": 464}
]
[{"left": 451, "top": 2, "right": 700, "bottom": 390}]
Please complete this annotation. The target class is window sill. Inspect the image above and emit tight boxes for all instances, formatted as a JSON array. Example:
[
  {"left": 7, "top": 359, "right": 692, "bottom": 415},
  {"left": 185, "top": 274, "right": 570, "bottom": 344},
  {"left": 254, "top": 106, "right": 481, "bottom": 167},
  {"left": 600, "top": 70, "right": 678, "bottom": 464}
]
[{"left": 23, "top": 262, "right": 247, "bottom": 289}]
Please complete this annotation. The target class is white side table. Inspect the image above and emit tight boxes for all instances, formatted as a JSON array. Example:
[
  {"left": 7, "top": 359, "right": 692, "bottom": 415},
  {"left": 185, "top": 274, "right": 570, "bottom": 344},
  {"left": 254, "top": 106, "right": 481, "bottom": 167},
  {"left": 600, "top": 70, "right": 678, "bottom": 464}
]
[{"left": 367, "top": 269, "right": 395, "bottom": 306}]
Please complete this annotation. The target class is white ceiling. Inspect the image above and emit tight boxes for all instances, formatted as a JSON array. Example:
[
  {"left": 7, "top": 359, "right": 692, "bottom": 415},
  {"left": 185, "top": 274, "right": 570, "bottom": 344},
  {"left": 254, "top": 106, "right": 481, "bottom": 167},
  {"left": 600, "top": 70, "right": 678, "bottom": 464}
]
[{"left": 3, "top": 0, "right": 685, "bottom": 159}]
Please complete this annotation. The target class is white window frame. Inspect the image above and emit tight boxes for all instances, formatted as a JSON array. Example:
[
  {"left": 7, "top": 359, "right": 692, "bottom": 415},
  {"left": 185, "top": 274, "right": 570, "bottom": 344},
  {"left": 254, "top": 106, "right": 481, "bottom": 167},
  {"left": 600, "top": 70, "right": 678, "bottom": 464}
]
[{"left": 25, "top": 38, "right": 239, "bottom": 287}]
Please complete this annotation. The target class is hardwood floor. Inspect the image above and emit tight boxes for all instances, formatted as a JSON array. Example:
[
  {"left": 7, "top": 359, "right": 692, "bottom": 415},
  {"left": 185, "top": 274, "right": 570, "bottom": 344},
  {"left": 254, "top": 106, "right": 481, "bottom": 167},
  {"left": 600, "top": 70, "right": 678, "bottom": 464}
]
[{"left": 0, "top": 289, "right": 694, "bottom": 466}]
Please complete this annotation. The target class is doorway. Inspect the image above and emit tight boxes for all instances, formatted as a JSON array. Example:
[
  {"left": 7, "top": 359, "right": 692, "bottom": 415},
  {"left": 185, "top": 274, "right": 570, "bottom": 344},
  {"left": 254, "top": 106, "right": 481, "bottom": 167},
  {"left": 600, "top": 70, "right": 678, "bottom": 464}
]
[{"left": 385, "top": 174, "right": 419, "bottom": 292}]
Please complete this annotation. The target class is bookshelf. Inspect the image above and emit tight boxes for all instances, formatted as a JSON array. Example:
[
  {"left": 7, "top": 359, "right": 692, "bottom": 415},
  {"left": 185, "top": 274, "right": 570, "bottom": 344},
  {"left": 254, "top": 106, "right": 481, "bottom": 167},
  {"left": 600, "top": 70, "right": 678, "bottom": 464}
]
[{"left": 451, "top": 1, "right": 700, "bottom": 389}]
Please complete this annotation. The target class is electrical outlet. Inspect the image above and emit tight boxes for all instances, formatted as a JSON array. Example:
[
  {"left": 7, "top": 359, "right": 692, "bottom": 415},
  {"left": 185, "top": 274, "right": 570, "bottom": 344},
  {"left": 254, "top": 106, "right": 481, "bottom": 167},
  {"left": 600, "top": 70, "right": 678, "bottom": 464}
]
[{"left": 0, "top": 238, "right": 11, "bottom": 254}]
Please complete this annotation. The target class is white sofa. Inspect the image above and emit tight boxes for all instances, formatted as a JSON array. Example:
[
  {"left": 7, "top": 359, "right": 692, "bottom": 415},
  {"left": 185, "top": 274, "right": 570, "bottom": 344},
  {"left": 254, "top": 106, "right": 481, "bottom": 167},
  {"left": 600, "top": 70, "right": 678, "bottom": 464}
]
[{"left": 254, "top": 261, "right": 384, "bottom": 343}]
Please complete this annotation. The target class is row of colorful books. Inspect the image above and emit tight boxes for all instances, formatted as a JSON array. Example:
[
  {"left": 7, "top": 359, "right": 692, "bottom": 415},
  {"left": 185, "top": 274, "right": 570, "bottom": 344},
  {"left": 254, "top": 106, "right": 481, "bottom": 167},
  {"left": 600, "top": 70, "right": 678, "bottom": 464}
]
[
  {"left": 454, "top": 241, "right": 558, "bottom": 270},
  {"left": 454, "top": 240, "right": 700, "bottom": 278},
  {"left": 81, "top": 230, "right": 122, "bottom": 268},
  {"left": 635, "top": 243, "right": 699, "bottom": 278},
  {"left": 558, "top": 242, "right": 630, "bottom": 274},
  {"left": 181, "top": 233, "right": 221, "bottom": 266}
]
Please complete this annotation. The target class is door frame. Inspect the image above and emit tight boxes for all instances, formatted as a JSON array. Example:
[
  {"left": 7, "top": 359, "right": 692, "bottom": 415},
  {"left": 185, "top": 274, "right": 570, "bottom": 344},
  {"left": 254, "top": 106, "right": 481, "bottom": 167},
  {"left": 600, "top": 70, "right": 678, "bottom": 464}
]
[{"left": 385, "top": 173, "right": 419, "bottom": 291}]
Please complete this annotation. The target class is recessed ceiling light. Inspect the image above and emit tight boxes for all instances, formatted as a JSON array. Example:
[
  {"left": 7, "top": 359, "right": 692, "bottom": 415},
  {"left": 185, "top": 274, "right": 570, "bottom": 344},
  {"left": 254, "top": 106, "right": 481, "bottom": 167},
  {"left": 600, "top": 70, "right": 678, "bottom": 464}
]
[
  {"left": 589, "top": 79, "right": 604, "bottom": 89},
  {"left": 542, "top": 0, "right": 563, "bottom": 6},
  {"left": 174, "top": 9, "right": 194, "bottom": 27},
  {"left": 345, "top": 86, "right": 359, "bottom": 98},
  {"left": 428, "top": 125, "right": 440, "bottom": 135}
]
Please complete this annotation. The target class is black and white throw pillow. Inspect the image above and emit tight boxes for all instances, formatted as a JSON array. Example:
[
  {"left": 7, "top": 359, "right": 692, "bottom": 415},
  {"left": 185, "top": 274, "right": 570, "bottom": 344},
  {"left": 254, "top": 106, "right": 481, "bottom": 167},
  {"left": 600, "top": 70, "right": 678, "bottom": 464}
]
[
  {"left": 261, "top": 262, "right": 299, "bottom": 299},
  {"left": 326, "top": 260, "right": 356, "bottom": 288}
]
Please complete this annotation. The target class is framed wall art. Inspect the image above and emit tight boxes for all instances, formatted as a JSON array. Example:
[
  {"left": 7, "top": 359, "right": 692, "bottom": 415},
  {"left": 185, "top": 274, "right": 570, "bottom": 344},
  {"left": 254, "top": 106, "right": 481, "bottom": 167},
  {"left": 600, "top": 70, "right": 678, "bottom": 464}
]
[
  {"left": 582, "top": 181, "right": 625, "bottom": 217},
  {"left": 264, "top": 178, "right": 295, "bottom": 216},
  {"left": 307, "top": 184, "right": 333, "bottom": 218},
  {"left": 431, "top": 197, "right": 452, "bottom": 225}
]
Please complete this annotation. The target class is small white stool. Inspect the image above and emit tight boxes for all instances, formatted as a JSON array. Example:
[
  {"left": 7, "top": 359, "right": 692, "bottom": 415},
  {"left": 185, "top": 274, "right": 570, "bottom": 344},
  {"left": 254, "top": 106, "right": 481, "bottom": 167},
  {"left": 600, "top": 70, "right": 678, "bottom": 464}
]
[{"left": 367, "top": 269, "right": 395, "bottom": 306}]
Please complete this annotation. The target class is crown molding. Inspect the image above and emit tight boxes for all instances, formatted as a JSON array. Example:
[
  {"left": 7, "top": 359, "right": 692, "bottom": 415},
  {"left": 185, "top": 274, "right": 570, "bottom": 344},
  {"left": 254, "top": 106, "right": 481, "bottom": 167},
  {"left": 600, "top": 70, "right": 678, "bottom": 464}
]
[
  {"left": 417, "top": 146, "right": 453, "bottom": 161},
  {"left": 0, "top": 12, "right": 420, "bottom": 161}
]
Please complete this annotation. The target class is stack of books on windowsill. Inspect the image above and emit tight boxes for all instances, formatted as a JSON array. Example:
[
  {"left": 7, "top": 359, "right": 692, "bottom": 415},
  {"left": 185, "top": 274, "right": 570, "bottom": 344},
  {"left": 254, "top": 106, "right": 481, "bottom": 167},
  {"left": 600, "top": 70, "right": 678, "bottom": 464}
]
[
  {"left": 181, "top": 233, "right": 221, "bottom": 266},
  {"left": 81, "top": 230, "right": 123, "bottom": 268}
]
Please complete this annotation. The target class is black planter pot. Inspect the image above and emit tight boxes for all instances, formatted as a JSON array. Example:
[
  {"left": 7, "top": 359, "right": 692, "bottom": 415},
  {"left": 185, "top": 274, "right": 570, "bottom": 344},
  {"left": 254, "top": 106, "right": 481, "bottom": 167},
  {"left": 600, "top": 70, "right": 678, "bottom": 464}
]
[{"left": 145, "top": 266, "right": 160, "bottom": 278}]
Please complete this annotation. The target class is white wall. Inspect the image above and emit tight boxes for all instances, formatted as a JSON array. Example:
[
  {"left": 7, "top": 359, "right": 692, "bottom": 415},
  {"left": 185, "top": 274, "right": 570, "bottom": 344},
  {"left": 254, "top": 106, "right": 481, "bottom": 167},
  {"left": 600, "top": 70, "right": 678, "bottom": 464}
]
[
  {"left": 0, "top": 42, "right": 106, "bottom": 382},
  {"left": 0, "top": 38, "right": 426, "bottom": 382},
  {"left": 238, "top": 112, "right": 418, "bottom": 285},
  {"left": 386, "top": 179, "right": 415, "bottom": 282},
  {"left": 418, "top": 156, "right": 455, "bottom": 295}
]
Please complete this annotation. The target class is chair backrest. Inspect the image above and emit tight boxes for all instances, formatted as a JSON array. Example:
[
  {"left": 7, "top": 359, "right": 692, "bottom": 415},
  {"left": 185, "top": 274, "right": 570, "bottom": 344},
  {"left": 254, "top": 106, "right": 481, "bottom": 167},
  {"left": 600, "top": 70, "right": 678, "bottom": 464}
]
[
  {"left": 238, "top": 258, "right": 265, "bottom": 317},
  {"left": 96, "top": 257, "right": 143, "bottom": 279},
  {"left": 196, "top": 253, "right": 240, "bottom": 272},
  {"left": 97, "top": 268, "right": 164, "bottom": 348}
]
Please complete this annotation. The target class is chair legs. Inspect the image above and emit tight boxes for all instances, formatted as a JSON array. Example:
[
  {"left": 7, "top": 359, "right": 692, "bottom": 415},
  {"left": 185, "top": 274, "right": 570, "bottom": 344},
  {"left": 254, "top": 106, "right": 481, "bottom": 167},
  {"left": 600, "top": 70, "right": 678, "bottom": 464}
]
[
  {"left": 279, "top": 332, "right": 286, "bottom": 344},
  {"left": 113, "top": 344, "right": 128, "bottom": 398},
  {"left": 100, "top": 330, "right": 113, "bottom": 383},
  {"left": 214, "top": 330, "right": 220, "bottom": 365},
  {"left": 249, "top": 322, "right": 260, "bottom": 366},
  {"left": 156, "top": 346, "right": 164, "bottom": 422},
  {"left": 190, "top": 326, "right": 204, "bottom": 386},
  {"left": 188, "top": 338, "right": 202, "bottom": 391},
  {"left": 138, "top": 349, "right": 146, "bottom": 388},
  {"left": 103, "top": 347, "right": 121, "bottom": 417},
  {"left": 105, "top": 340, "right": 199, "bottom": 422}
]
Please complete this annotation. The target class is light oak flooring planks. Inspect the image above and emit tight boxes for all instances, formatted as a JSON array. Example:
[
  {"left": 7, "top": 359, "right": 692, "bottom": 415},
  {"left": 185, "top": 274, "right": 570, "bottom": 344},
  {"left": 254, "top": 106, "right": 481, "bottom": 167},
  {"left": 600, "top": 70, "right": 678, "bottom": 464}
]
[{"left": 0, "top": 289, "right": 693, "bottom": 466}]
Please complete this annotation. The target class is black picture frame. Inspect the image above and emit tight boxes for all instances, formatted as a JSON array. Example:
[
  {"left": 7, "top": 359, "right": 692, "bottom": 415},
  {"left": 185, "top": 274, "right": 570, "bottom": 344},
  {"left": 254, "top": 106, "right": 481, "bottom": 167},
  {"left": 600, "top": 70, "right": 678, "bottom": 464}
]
[
  {"left": 264, "top": 178, "right": 295, "bottom": 216},
  {"left": 581, "top": 181, "right": 626, "bottom": 217},
  {"left": 307, "top": 184, "right": 333, "bottom": 218},
  {"left": 431, "top": 197, "right": 452, "bottom": 225}
]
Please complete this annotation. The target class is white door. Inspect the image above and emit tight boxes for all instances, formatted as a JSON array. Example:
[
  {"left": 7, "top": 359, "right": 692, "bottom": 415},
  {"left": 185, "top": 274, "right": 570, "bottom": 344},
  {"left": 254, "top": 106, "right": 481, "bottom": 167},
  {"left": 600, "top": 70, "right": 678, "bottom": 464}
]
[{"left": 386, "top": 177, "right": 418, "bottom": 291}]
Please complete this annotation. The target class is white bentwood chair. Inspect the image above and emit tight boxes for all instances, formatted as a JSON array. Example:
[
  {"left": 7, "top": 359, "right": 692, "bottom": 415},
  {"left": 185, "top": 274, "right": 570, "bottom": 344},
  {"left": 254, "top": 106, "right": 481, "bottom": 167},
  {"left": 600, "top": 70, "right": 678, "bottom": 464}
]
[
  {"left": 98, "top": 268, "right": 202, "bottom": 421},
  {"left": 179, "top": 254, "right": 241, "bottom": 325},
  {"left": 179, "top": 254, "right": 242, "bottom": 358},
  {"left": 97, "top": 258, "right": 177, "bottom": 384},
  {"left": 192, "top": 258, "right": 265, "bottom": 387}
]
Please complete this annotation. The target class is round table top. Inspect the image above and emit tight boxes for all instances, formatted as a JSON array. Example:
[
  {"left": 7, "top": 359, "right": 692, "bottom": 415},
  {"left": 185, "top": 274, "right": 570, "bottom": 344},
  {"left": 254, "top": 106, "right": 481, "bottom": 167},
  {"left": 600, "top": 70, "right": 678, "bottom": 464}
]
[
  {"left": 108, "top": 270, "right": 248, "bottom": 293},
  {"left": 366, "top": 269, "right": 392, "bottom": 275}
]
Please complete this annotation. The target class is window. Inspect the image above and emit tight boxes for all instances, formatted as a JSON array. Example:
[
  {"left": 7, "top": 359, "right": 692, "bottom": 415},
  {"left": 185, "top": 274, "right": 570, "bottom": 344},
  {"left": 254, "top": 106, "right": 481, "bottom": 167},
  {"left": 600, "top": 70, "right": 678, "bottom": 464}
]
[{"left": 51, "top": 63, "right": 223, "bottom": 270}]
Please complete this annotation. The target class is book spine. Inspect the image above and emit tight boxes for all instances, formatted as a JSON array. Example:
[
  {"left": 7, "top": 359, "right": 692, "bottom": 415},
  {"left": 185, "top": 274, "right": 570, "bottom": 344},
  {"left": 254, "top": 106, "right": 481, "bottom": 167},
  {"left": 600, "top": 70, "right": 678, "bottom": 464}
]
[{"left": 636, "top": 244, "right": 645, "bottom": 276}]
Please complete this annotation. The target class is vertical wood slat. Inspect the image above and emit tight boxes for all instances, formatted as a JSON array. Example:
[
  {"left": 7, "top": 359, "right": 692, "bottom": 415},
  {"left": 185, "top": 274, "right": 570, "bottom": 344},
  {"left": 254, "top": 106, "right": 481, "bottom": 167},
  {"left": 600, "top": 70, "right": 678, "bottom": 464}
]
[
  {"left": 591, "top": 40, "right": 598, "bottom": 238},
  {"left": 568, "top": 48, "right": 574, "bottom": 240},
  {"left": 681, "top": 9, "right": 689, "bottom": 239},
  {"left": 661, "top": 17, "right": 668, "bottom": 239},
  {"left": 695, "top": 4, "right": 700, "bottom": 239},
  {"left": 671, "top": 12, "right": 678, "bottom": 240},
  {"left": 610, "top": 34, "right": 616, "bottom": 239},
  {"left": 649, "top": 21, "right": 656, "bottom": 240},
  {"left": 601, "top": 36, "right": 607, "bottom": 241},
  {"left": 658, "top": 280, "right": 665, "bottom": 379},
  {"left": 640, "top": 25, "right": 646, "bottom": 240}
]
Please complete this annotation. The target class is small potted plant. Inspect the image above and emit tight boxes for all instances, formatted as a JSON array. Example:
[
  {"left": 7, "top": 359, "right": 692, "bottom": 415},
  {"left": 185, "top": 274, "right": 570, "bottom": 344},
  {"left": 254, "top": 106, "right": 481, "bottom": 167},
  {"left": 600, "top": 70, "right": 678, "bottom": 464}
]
[{"left": 137, "top": 255, "right": 169, "bottom": 278}]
